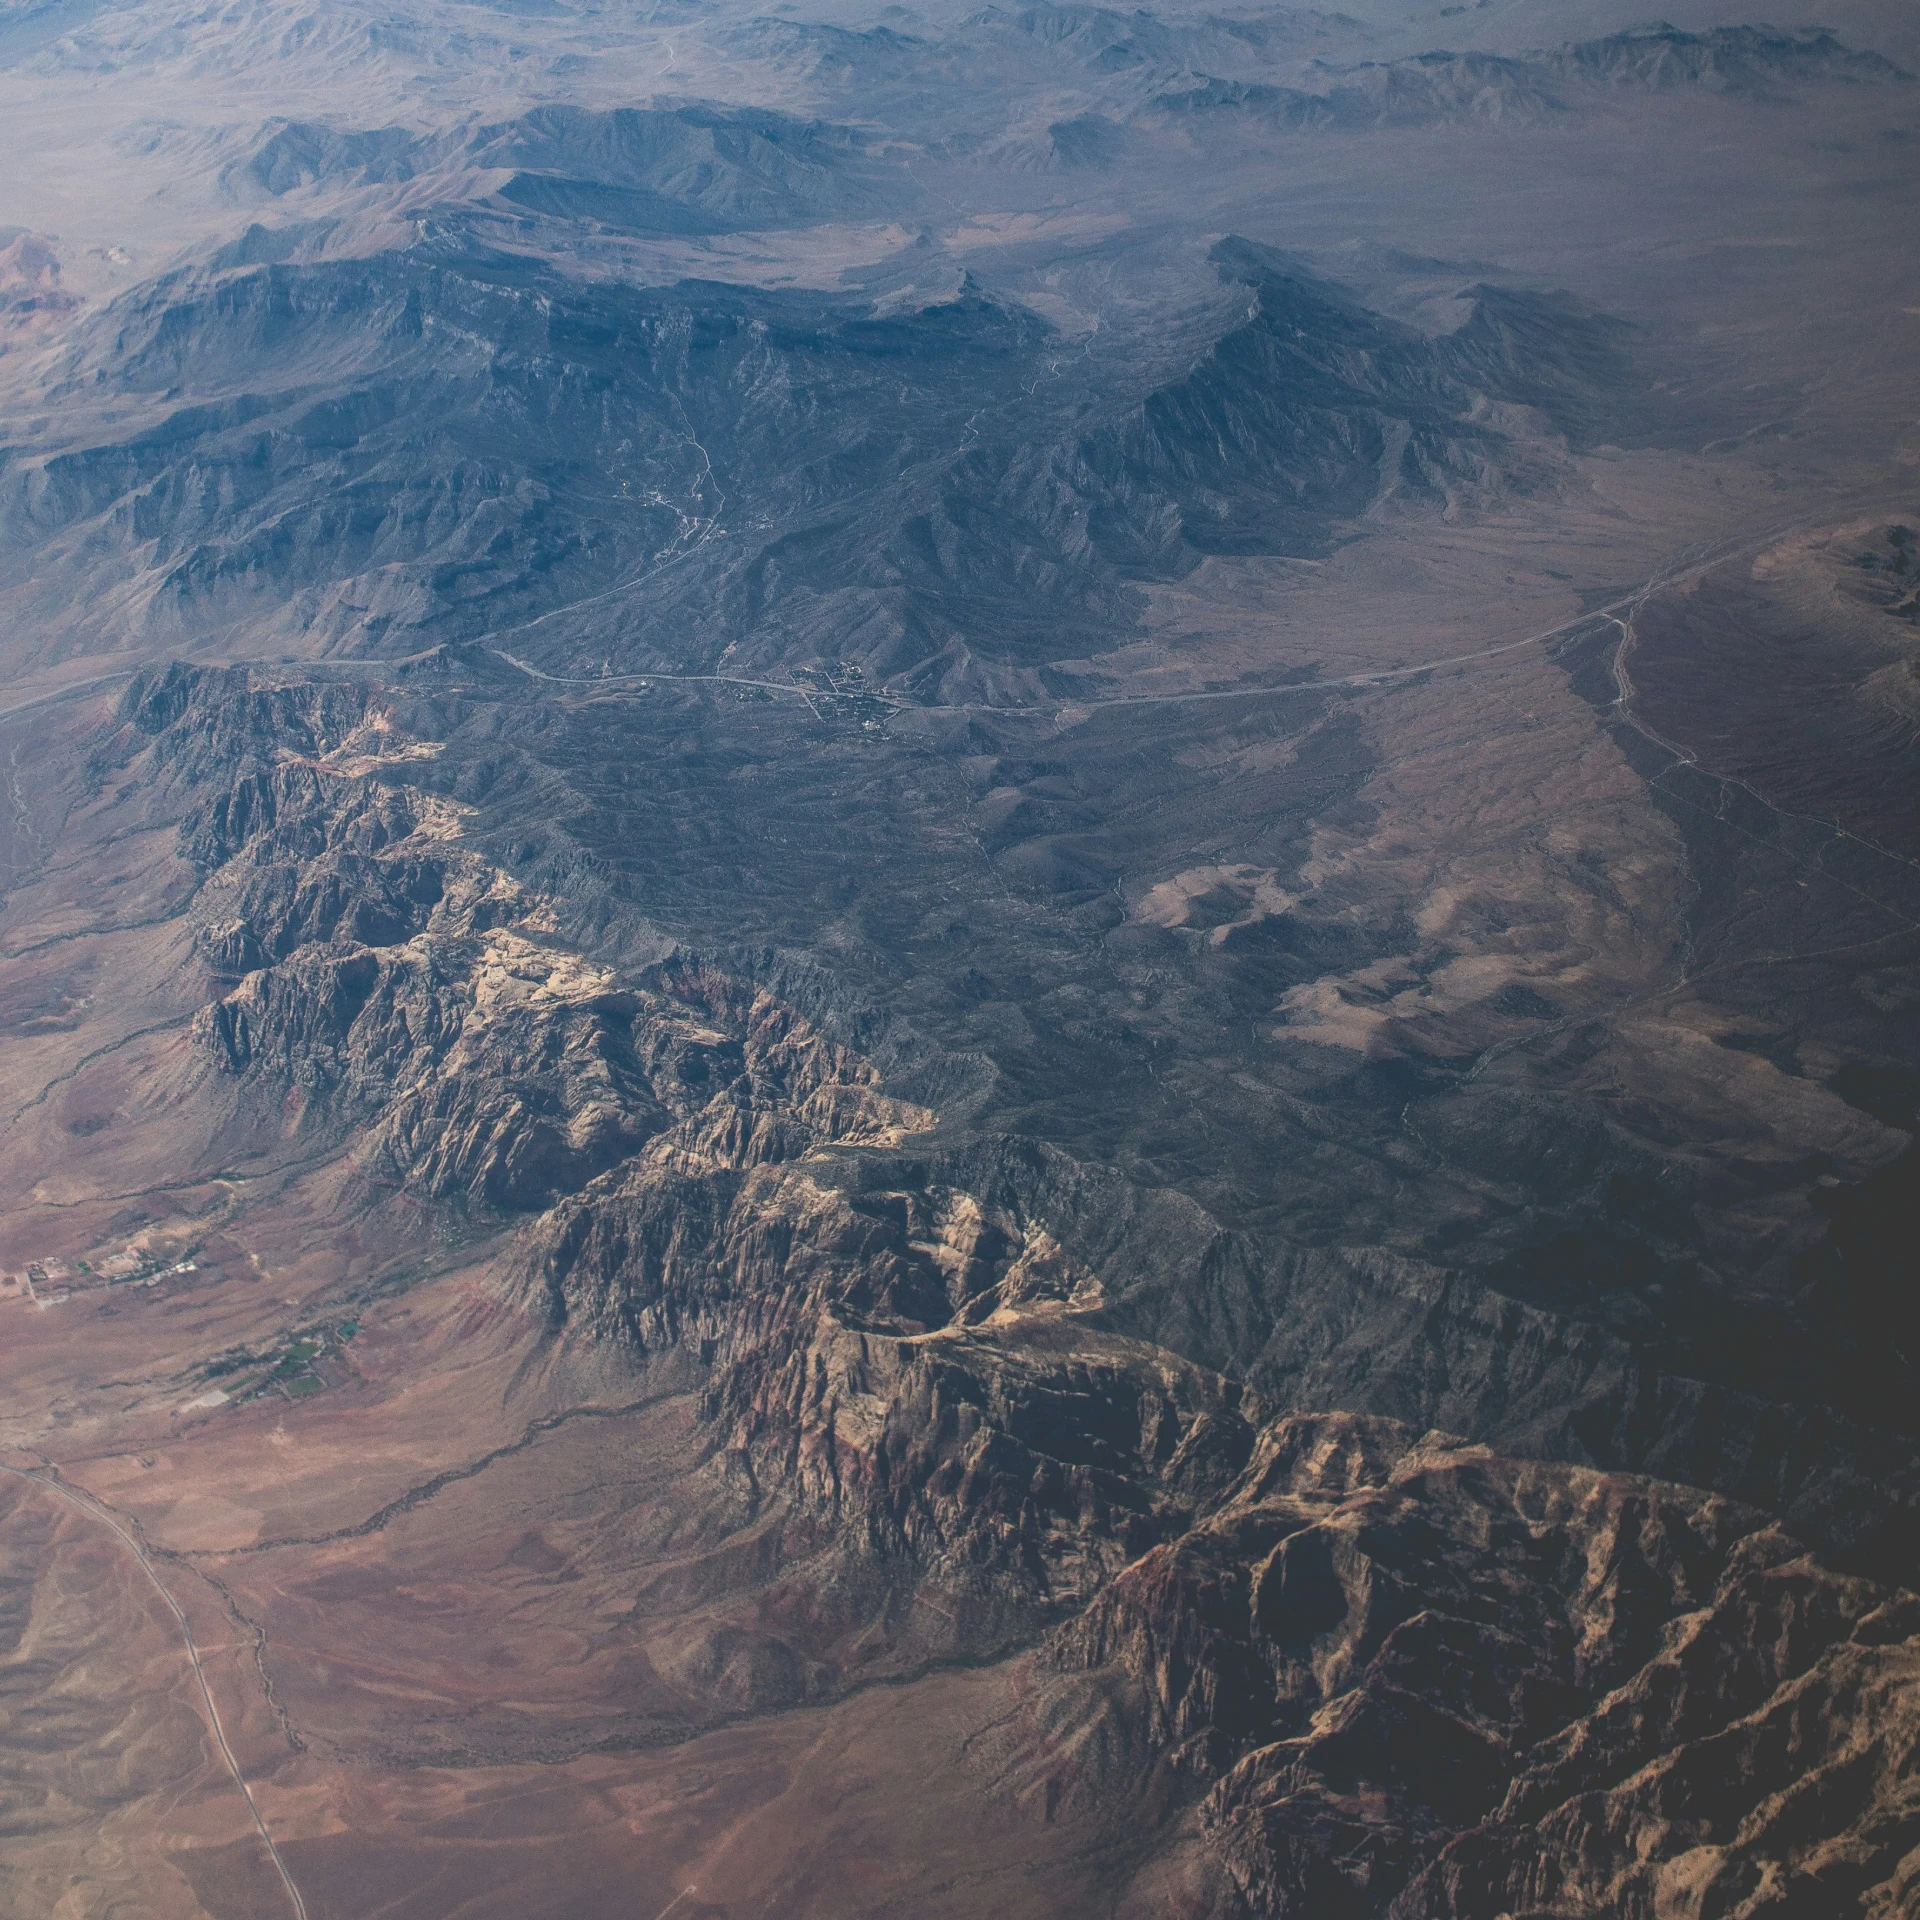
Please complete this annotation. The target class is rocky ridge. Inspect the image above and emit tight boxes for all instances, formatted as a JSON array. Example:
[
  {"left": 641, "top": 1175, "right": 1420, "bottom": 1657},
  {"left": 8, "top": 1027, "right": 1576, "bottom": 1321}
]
[
  {"left": 107, "top": 663, "right": 933, "bottom": 1217},
  {"left": 518, "top": 1134, "right": 1920, "bottom": 1919},
  {"left": 1158, "top": 26, "right": 1912, "bottom": 131},
  {"left": 93, "top": 662, "right": 1920, "bottom": 1915},
  {"left": 3, "top": 242, "right": 1635, "bottom": 687},
  {"left": 1033, "top": 1417, "right": 1920, "bottom": 1916},
  {"left": 110, "top": 664, "right": 1920, "bottom": 1581}
]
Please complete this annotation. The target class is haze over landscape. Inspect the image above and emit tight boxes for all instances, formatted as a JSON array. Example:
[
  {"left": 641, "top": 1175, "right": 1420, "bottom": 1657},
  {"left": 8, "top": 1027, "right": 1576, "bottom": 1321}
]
[{"left": 2, "top": 0, "right": 1919, "bottom": 1913}]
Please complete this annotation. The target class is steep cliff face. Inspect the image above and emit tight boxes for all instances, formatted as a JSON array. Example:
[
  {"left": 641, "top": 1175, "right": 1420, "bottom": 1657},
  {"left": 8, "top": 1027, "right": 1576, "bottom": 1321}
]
[
  {"left": 1032, "top": 1417, "right": 1920, "bottom": 1918},
  {"left": 85, "top": 662, "right": 1920, "bottom": 1916},
  {"left": 110, "top": 667, "right": 1920, "bottom": 1571},
  {"left": 504, "top": 1059, "right": 1920, "bottom": 1917},
  {"left": 514, "top": 1145, "right": 1265, "bottom": 1649},
  {"left": 105, "top": 664, "right": 934, "bottom": 1213},
  {"left": 513, "top": 1124, "right": 1920, "bottom": 1916}
]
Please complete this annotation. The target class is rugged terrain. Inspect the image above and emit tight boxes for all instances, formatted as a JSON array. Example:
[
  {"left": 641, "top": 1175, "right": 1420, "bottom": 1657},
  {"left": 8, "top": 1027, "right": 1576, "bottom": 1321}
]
[{"left": 2, "top": 0, "right": 1919, "bottom": 1915}]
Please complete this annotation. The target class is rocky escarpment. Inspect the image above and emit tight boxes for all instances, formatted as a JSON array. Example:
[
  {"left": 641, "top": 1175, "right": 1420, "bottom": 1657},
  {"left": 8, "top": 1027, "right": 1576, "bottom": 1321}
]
[
  {"left": 1020, "top": 1415, "right": 1920, "bottom": 1918},
  {"left": 515, "top": 1145, "right": 1266, "bottom": 1655},
  {"left": 108, "top": 663, "right": 933, "bottom": 1213},
  {"left": 114, "top": 665, "right": 1920, "bottom": 1552},
  {"left": 83, "top": 663, "right": 1920, "bottom": 1914},
  {"left": 503, "top": 1009, "right": 1920, "bottom": 1916},
  {"left": 516, "top": 1121, "right": 1920, "bottom": 1918}
]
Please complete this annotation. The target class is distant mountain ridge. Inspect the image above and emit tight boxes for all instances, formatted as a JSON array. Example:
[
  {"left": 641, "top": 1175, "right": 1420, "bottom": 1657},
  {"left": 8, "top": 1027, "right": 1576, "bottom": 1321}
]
[
  {"left": 235, "top": 101, "right": 886, "bottom": 237},
  {"left": 1159, "top": 23, "right": 1913, "bottom": 128},
  {"left": 0, "top": 236, "right": 1636, "bottom": 685}
]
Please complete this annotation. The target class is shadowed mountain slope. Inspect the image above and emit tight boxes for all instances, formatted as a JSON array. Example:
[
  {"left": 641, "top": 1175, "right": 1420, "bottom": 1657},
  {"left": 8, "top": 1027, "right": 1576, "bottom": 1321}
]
[
  {"left": 3, "top": 3, "right": 1920, "bottom": 1913},
  {"left": 0, "top": 240, "right": 1630, "bottom": 687}
]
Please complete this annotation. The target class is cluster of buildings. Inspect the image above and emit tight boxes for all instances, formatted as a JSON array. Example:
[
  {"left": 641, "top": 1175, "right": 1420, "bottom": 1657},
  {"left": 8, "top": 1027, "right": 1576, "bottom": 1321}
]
[{"left": 1, "top": 1247, "right": 198, "bottom": 1309}]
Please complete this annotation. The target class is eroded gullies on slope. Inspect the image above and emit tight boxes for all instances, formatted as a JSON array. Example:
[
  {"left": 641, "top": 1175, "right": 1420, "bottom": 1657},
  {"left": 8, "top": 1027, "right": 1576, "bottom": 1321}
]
[
  {"left": 2, "top": 5, "right": 1920, "bottom": 1911},
  {"left": 0, "top": 649, "right": 1906, "bottom": 1913},
  {"left": 64, "top": 598, "right": 1920, "bottom": 1512},
  {"left": 1, "top": 202, "right": 1660, "bottom": 695}
]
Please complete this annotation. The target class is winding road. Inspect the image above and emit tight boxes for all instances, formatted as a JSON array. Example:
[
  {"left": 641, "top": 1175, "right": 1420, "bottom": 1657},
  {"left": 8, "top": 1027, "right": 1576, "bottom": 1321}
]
[{"left": 480, "top": 506, "right": 1867, "bottom": 722}]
